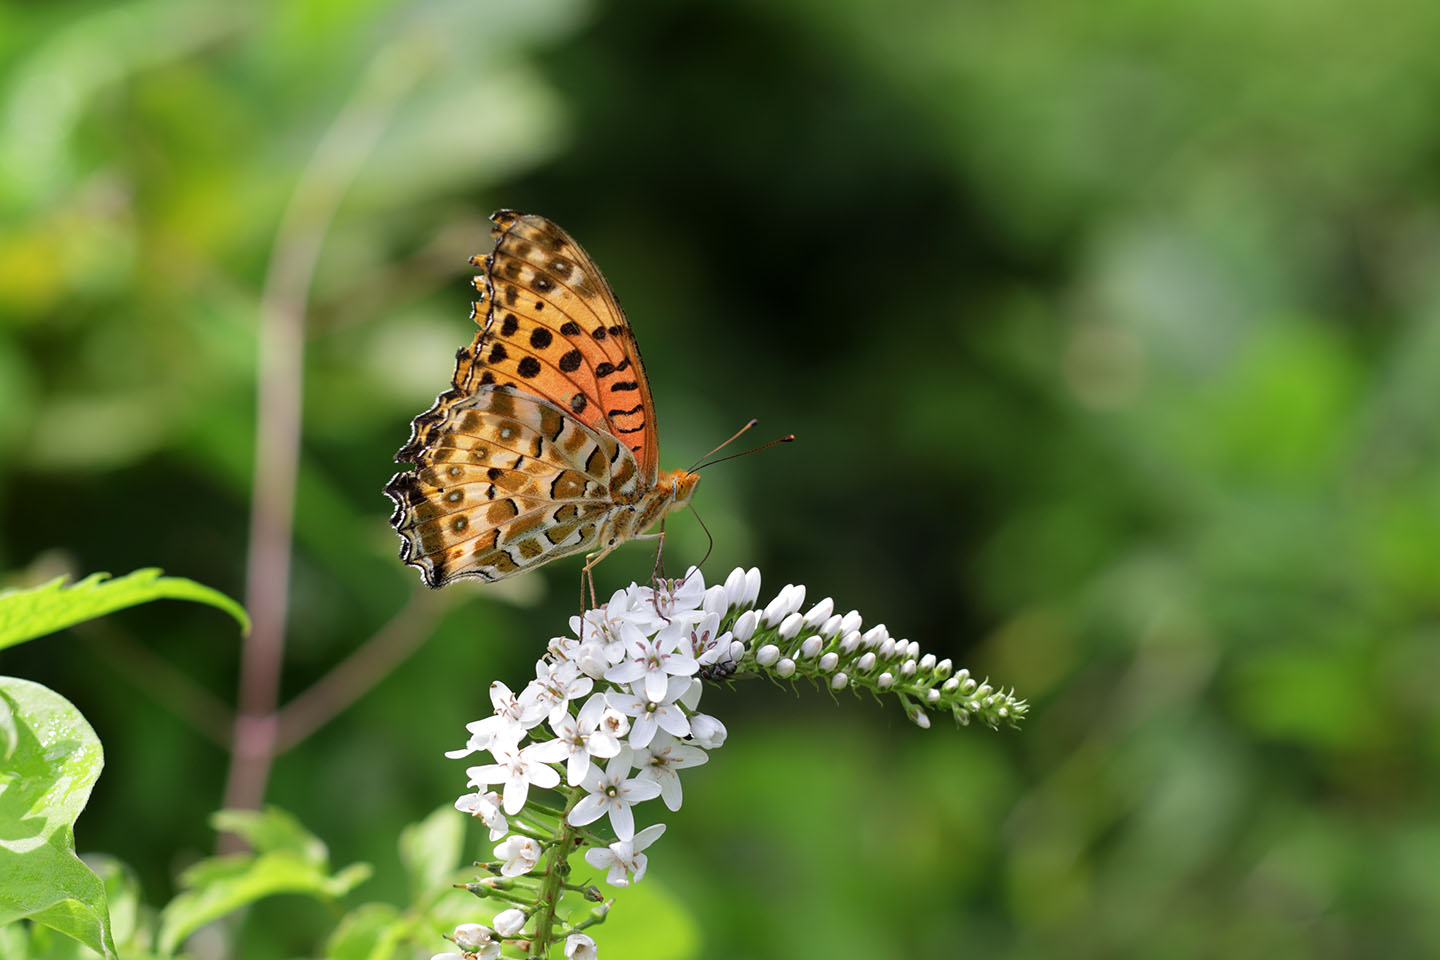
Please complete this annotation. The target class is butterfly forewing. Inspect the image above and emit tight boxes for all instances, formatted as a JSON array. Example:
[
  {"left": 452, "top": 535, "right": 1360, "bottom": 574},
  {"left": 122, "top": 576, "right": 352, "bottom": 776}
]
[{"left": 400, "top": 213, "right": 660, "bottom": 478}]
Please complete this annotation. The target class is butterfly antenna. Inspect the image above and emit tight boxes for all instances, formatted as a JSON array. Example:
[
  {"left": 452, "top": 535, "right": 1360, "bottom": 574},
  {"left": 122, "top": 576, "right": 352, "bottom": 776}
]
[
  {"left": 693, "top": 433, "right": 795, "bottom": 472},
  {"left": 687, "top": 419, "right": 758, "bottom": 472}
]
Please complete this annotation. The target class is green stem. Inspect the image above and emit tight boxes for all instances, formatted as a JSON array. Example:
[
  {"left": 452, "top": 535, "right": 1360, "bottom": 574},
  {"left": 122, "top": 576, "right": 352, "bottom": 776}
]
[{"left": 527, "top": 785, "right": 586, "bottom": 958}]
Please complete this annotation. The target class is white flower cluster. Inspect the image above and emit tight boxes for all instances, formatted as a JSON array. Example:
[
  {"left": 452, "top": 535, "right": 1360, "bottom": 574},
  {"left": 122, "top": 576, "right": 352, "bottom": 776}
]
[
  {"left": 439, "top": 567, "right": 752, "bottom": 958},
  {"left": 437, "top": 565, "right": 1026, "bottom": 958}
]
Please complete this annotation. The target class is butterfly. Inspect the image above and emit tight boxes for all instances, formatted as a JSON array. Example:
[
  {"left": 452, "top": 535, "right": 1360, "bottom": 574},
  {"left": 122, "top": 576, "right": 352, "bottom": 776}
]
[{"left": 385, "top": 211, "right": 699, "bottom": 591}]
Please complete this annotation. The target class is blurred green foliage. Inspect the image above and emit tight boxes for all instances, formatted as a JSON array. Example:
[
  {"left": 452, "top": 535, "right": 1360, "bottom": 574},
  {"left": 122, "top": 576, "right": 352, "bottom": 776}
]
[{"left": 3, "top": 0, "right": 1439, "bottom": 957}]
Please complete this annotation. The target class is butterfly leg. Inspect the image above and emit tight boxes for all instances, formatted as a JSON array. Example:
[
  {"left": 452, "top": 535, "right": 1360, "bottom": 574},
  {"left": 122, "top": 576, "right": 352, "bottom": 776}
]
[{"left": 633, "top": 524, "right": 674, "bottom": 626}]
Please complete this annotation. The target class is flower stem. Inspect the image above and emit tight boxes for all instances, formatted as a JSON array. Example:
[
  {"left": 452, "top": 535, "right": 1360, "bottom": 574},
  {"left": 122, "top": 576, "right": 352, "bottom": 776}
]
[{"left": 528, "top": 786, "right": 586, "bottom": 957}]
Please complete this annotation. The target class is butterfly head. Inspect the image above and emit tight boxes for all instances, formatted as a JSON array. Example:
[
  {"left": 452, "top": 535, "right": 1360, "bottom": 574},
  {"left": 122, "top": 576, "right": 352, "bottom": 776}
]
[{"left": 660, "top": 468, "right": 701, "bottom": 510}]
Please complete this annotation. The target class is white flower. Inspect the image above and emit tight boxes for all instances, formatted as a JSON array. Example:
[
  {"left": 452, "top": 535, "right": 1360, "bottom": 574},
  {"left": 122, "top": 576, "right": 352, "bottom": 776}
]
[
  {"left": 453, "top": 790, "right": 509, "bottom": 841},
  {"left": 597, "top": 704, "right": 630, "bottom": 740},
  {"left": 605, "top": 622, "right": 698, "bottom": 702},
  {"left": 452, "top": 922, "right": 501, "bottom": 958},
  {"left": 606, "top": 677, "right": 692, "bottom": 749},
  {"left": 492, "top": 908, "right": 526, "bottom": 937},
  {"left": 565, "top": 932, "right": 598, "bottom": 960},
  {"left": 494, "top": 835, "right": 542, "bottom": 877},
  {"left": 530, "top": 657, "right": 595, "bottom": 724},
  {"left": 568, "top": 749, "right": 661, "bottom": 840},
  {"left": 572, "top": 586, "right": 666, "bottom": 644},
  {"left": 549, "top": 694, "right": 623, "bottom": 786},
  {"left": 652, "top": 568, "right": 707, "bottom": 619},
  {"left": 466, "top": 738, "right": 566, "bottom": 814},
  {"left": 444, "top": 681, "right": 546, "bottom": 759},
  {"left": 634, "top": 733, "right": 708, "bottom": 810},
  {"left": 583, "top": 823, "right": 666, "bottom": 888},
  {"left": 688, "top": 713, "right": 727, "bottom": 750},
  {"left": 684, "top": 612, "right": 725, "bottom": 662}
]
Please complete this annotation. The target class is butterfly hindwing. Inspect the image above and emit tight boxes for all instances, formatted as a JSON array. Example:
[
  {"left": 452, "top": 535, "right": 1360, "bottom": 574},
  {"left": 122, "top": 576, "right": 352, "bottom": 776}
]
[{"left": 386, "top": 385, "right": 644, "bottom": 586}]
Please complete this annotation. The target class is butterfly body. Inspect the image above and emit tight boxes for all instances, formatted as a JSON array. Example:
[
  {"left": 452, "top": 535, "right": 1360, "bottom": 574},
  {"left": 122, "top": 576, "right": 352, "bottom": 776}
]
[{"left": 385, "top": 212, "right": 697, "bottom": 588}]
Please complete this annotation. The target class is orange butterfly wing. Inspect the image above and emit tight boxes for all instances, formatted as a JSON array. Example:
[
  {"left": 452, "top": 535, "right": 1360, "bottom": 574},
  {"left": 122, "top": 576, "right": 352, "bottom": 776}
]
[
  {"left": 396, "top": 211, "right": 659, "bottom": 481},
  {"left": 386, "top": 211, "right": 667, "bottom": 587}
]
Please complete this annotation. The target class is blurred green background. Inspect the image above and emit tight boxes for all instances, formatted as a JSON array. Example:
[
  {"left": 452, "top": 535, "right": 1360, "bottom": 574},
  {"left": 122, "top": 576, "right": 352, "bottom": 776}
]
[{"left": 4, "top": 0, "right": 1440, "bottom": 957}]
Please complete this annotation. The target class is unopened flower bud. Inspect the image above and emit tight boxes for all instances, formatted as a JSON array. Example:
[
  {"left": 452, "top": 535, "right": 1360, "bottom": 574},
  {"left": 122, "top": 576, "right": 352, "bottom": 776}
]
[
  {"left": 762, "top": 585, "right": 798, "bottom": 626},
  {"left": 839, "top": 610, "right": 863, "bottom": 635},
  {"left": 756, "top": 644, "right": 780, "bottom": 666},
  {"left": 911, "top": 708, "right": 931, "bottom": 729},
  {"left": 919, "top": 653, "right": 936, "bottom": 672},
  {"left": 877, "top": 671, "right": 894, "bottom": 689},
  {"left": 802, "top": 597, "right": 835, "bottom": 628},
  {"left": 862, "top": 625, "right": 888, "bottom": 647},
  {"left": 934, "top": 658, "right": 953, "bottom": 679},
  {"left": 776, "top": 658, "right": 796, "bottom": 678},
  {"left": 690, "top": 712, "right": 728, "bottom": 749},
  {"left": 856, "top": 652, "right": 877, "bottom": 672},
  {"left": 819, "top": 614, "right": 843, "bottom": 637},
  {"left": 493, "top": 908, "right": 527, "bottom": 937},
  {"left": 799, "top": 636, "right": 822, "bottom": 658},
  {"left": 742, "top": 568, "right": 762, "bottom": 607},
  {"left": 942, "top": 677, "right": 959, "bottom": 693},
  {"left": 702, "top": 584, "right": 728, "bottom": 616},
  {"left": 839, "top": 630, "right": 861, "bottom": 654},
  {"left": 732, "top": 610, "right": 758, "bottom": 641},
  {"left": 818, "top": 652, "right": 839, "bottom": 672},
  {"left": 778, "top": 612, "right": 804, "bottom": 639},
  {"left": 723, "top": 567, "right": 747, "bottom": 606},
  {"left": 901, "top": 659, "right": 917, "bottom": 677},
  {"left": 926, "top": 688, "right": 940, "bottom": 703},
  {"left": 728, "top": 639, "right": 746, "bottom": 662},
  {"left": 454, "top": 923, "right": 497, "bottom": 952},
  {"left": 878, "top": 638, "right": 896, "bottom": 659},
  {"left": 832, "top": 672, "right": 849, "bottom": 690}
]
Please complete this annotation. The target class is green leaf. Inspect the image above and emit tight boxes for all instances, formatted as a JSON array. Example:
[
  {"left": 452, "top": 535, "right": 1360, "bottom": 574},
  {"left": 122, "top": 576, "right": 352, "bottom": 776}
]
[
  {"left": 398, "top": 805, "right": 463, "bottom": 901},
  {"left": 0, "top": 569, "right": 249, "bottom": 651},
  {"left": 324, "top": 903, "right": 411, "bottom": 960},
  {"left": 208, "top": 807, "right": 328, "bottom": 865},
  {"left": 0, "top": 678, "right": 115, "bottom": 960},
  {"left": 156, "top": 819, "right": 371, "bottom": 957},
  {"left": 82, "top": 854, "right": 149, "bottom": 953}
]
